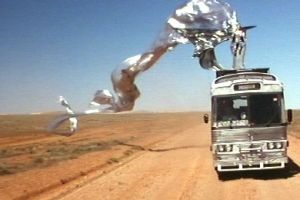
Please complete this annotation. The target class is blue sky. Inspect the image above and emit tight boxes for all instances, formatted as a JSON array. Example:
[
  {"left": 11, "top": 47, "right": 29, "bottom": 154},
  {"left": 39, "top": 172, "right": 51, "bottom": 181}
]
[{"left": 0, "top": 0, "right": 299, "bottom": 114}]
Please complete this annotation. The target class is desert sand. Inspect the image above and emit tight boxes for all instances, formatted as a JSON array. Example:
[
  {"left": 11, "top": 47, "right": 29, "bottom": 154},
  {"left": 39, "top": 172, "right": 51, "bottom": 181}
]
[{"left": 0, "top": 111, "right": 299, "bottom": 200}]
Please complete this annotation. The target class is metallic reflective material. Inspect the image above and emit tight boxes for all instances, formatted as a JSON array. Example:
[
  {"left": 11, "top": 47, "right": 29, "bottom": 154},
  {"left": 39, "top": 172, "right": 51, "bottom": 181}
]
[
  {"left": 231, "top": 26, "right": 256, "bottom": 69},
  {"left": 48, "top": 96, "right": 99, "bottom": 135},
  {"left": 212, "top": 126, "right": 287, "bottom": 143},
  {"left": 49, "top": 0, "right": 248, "bottom": 134},
  {"left": 169, "top": 0, "right": 240, "bottom": 70},
  {"left": 94, "top": 0, "right": 241, "bottom": 113},
  {"left": 48, "top": 96, "right": 78, "bottom": 135}
]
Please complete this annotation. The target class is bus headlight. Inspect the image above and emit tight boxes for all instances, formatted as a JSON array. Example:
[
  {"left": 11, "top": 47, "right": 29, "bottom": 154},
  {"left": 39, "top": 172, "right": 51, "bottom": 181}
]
[
  {"left": 275, "top": 142, "right": 283, "bottom": 149},
  {"left": 225, "top": 144, "right": 233, "bottom": 152},
  {"left": 267, "top": 142, "right": 275, "bottom": 149},
  {"left": 217, "top": 144, "right": 233, "bottom": 152},
  {"left": 218, "top": 145, "right": 225, "bottom": 152},
  {"left": 267, "top": 142, "right": 284, "bottom": 150}
]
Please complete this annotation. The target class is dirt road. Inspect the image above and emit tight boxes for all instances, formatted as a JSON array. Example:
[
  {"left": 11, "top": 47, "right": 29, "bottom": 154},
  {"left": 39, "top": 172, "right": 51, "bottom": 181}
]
[{"left": 37, "top": 123, "right": 300, "bottom": 200}]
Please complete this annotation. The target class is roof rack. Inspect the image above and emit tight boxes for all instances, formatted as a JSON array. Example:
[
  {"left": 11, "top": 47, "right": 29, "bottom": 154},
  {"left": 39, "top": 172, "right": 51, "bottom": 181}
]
[{"left": 216, "top": 68, "right": 270, "bottom": 78}]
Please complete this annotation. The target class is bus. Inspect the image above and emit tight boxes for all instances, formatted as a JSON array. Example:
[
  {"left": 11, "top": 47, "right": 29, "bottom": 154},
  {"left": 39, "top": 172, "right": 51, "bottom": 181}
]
[{"left": 206, "top": 68, "right": 292, "bottom": 172}]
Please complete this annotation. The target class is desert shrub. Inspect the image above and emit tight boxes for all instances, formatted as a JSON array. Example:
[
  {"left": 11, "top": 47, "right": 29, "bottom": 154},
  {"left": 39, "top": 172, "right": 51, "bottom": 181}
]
[{"left": 0, "top": 164, "right": 12, "bottom": 175}]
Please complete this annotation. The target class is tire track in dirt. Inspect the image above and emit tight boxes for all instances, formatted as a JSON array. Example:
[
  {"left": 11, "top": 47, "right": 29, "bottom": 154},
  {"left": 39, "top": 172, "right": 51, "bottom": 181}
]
[
  {"left": 30, "top": 126, "right": 194, "bottom": 200},
  {"left": 47, "top": 125, "right": 300, "bottom": 200},
  {"left": 51, "top": 126, "right": 209, "bottom": 200}
]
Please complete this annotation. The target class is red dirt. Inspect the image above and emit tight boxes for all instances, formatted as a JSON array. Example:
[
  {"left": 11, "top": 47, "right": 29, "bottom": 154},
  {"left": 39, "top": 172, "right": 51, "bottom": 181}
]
[{"left": 0, "top": 112, "right": 300, "bottom": 200}]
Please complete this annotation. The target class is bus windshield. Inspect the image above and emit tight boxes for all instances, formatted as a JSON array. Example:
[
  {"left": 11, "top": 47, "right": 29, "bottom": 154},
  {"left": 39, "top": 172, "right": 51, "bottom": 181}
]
[{"left": 213, "top": 93, "right": 283, "bottom": 128}]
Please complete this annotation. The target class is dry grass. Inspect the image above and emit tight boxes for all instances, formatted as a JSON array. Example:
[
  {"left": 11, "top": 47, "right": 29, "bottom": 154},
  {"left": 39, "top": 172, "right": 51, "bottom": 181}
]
[
  {"left": 0, "top": 111, "right": 299, "bottom": 200},
  {"left": 0, "top": 139, "right": 121, "bottom": 175},
  {"left": 0, "top": 110, "right": 298, "bottom": 176},
  {"left": 0, "top": 112, "right": 204, "bottom": 176},
  {"left": 0, "top": 114, "right": 53, "bottom": 135}
]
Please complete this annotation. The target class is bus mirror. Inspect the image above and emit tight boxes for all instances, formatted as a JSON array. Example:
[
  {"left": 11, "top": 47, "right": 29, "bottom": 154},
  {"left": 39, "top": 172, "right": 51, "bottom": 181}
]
[
  {"left": 203, "top": 114, "right": 209, "bottom": 124},
  {"left": 287, "top": 109, "right": 293, "bottom": 123}
]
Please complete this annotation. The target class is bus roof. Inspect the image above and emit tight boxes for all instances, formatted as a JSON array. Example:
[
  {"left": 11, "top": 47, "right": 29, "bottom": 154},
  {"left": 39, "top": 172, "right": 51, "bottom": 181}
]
[{"left": 216, "top": 68, "right": 270, "bottom": 78}]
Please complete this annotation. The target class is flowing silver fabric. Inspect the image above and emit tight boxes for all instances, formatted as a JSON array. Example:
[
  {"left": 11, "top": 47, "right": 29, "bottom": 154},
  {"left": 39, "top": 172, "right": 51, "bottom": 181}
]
[
  {"left": 48, "top": 96, "right": 78, "bottom": 135},
  {"left": 47, "top": 96, "right": 100, "bottom": 135},
  {"left": 231, "top": 26, "right": 256, "bottom": 69},
  {"left": 93, "top": 0, "right": 240, "bottom": 112},
  {"left": 49, "top": 0, "right": 243, "bottom": 135}
]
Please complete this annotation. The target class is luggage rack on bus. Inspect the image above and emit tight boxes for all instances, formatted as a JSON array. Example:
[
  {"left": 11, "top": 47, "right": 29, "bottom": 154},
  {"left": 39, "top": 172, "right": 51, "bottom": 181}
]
[{"left": 216, "top": 68, "right": 270, "bottom": 78}]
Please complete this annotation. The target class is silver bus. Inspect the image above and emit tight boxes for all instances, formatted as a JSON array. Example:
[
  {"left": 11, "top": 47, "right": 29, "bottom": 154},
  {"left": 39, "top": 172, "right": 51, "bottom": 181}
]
[{"left": 206, "top": 68, "right": 292, "bottom": 172}]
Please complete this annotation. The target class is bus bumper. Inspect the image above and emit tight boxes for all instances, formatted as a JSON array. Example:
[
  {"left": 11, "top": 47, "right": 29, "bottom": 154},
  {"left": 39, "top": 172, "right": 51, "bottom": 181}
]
[{"left": 214, "top": 152, "right": 288, "bottom": 172}]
